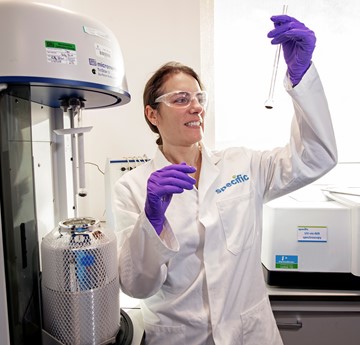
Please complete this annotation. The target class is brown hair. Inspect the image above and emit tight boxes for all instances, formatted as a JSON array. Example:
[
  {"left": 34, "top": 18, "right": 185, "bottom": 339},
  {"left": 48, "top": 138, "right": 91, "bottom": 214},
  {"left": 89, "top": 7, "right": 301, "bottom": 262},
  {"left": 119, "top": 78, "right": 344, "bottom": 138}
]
[{"left": 143, "top": 61, "right": 204, "bottom": 146}]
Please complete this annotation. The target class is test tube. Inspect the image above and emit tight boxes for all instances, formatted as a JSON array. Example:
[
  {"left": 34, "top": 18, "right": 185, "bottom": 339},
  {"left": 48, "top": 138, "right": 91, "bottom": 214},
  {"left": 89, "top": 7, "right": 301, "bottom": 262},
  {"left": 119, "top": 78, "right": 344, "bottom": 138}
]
[{"left": 265, "top": 4, "right": 288, "bottom": 109}]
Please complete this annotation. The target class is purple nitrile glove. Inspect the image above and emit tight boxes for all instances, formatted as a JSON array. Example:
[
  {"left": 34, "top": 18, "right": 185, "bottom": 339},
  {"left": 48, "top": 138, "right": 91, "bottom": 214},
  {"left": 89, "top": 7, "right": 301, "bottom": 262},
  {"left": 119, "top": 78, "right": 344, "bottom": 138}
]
[
  {"left": 267, "top": 15, "right": 316, "bottom": 86},
  {"left": 145, "top": 163, "right": 196, "bottom": 235}
]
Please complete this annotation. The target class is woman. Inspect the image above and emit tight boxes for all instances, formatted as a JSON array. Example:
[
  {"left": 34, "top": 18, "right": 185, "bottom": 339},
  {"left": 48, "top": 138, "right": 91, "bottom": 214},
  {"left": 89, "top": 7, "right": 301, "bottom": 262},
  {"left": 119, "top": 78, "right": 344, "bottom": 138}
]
[{"left": 114, "top": 15, "right": 337, "bottom": 345}]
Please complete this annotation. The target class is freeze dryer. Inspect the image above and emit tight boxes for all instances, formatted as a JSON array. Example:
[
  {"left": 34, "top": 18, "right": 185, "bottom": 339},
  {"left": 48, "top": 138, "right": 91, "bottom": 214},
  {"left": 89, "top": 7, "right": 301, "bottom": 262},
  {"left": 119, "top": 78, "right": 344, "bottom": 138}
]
[{"left": 0, "top": 2, "right": 132, "bottom": 345}]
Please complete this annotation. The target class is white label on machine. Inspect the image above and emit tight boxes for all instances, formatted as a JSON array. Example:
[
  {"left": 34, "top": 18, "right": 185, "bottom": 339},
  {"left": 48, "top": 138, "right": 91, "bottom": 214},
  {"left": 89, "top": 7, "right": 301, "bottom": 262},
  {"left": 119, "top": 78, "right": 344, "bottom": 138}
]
[
  {"left": 95, "top": 43, "right": 112, "bottom": 60},
  {"left": 297, "top": 226, "right": 328, "bottom": 242},
  {"left": 83, "top": 26, "right": 110, "bottom": 41},
  {"left": 45, "top": 40, "right": 77, "bottom": 65}
]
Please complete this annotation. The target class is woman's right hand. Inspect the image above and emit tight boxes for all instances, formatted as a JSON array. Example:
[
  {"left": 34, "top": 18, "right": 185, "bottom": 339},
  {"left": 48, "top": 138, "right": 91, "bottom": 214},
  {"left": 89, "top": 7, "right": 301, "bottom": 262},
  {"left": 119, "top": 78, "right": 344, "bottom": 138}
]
[
  {"left": 267, "top": 15, "right": 316, "bottom": 86},
  {"left": 145, "top": 163, "right": 196, "bottom": 235}
]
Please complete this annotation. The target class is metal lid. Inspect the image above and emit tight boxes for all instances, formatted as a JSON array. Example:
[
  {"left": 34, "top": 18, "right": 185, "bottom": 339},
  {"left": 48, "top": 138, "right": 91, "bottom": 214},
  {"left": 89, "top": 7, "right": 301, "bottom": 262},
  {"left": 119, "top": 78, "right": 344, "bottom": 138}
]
[{"left": 59, "top": 217, "right": 100, "bottom": 233}]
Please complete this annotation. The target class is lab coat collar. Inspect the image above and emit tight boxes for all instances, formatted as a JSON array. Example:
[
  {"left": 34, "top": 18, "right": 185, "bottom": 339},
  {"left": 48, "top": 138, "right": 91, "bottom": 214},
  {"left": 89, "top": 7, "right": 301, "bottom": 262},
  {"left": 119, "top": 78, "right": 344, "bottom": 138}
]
[
  {"left": 152, "top": 148, "right": 171, "bottom": 170},
  {"left": 151, "top": 143, "right": 220, "bottom": 202},
  {"left": 151, "top": 142, "right": 221, "bottom": 170},
  {"left": 198, "top": 141, "right": 221, "bottom": 166},
  {"left": 198, "top": 142, "right": 221, "bottom": 201},
  {"left": 151, "top": 142, "right": 221, "bottom": 202}
]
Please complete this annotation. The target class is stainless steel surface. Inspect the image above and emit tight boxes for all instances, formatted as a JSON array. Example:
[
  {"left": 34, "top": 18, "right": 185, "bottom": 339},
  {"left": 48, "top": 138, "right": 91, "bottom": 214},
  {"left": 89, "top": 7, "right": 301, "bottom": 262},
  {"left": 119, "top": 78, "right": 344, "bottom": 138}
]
[
  {"left": 41, "top": 217, "right": 120, "bottom": 345},
  {"left": 0, "top": 90, "right": 43, "bottom": 344}
]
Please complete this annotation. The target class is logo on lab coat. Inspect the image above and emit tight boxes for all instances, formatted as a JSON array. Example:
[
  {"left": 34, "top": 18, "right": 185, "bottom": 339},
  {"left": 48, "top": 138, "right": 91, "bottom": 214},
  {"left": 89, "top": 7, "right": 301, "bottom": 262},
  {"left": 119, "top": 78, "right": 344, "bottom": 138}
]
[{"left": 215, "top": 174, "right": 249, "bottom": 194}]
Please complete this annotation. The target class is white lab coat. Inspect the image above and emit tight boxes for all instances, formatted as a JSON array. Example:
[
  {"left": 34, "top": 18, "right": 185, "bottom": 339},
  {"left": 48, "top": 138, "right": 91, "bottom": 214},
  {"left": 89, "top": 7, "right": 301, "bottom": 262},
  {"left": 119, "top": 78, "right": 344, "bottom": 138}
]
[{"left": 113, "top": 64, "right": 337, "bottom": 345}]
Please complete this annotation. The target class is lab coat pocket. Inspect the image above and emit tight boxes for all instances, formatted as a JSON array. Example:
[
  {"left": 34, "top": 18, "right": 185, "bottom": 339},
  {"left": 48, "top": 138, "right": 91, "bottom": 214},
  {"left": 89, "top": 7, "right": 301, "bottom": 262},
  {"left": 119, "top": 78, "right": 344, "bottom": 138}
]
[
  {"left": 143, "top": 322, "right": 185, "bottom": 345},
  {"left": 241, "top": 297, "right": 283, "bottom": 345},
  {"left": 217, "top": 191, "right": 255, "bottom": 255}
]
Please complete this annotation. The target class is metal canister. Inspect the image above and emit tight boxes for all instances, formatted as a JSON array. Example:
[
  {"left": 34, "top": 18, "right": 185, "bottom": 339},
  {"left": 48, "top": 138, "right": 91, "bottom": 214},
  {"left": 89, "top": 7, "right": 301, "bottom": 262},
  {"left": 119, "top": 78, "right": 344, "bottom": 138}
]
[{"left": 41, "top": 217, "right": 120, "bottom": 345}]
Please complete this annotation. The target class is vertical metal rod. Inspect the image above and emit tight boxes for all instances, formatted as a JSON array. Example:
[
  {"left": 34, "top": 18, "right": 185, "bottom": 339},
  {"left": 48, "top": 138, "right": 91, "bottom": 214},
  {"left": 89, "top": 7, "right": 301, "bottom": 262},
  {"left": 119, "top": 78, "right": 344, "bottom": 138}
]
[
  {"left": 265, "top": 4, "right": 288, "bottom": 109},
  {"left": 69, "top": 108, "right": 78, "bottom": 216},
  {"left": 77, "top": 131, "right": 87, "bottom": 197}
]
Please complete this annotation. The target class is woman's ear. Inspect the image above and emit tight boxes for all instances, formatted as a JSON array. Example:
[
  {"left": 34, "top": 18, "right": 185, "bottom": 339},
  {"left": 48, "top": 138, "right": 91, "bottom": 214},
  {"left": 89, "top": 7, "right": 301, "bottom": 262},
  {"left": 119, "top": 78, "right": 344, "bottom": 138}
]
[{"left": 145, "top": 105, "right": 158, "bottom": 126}]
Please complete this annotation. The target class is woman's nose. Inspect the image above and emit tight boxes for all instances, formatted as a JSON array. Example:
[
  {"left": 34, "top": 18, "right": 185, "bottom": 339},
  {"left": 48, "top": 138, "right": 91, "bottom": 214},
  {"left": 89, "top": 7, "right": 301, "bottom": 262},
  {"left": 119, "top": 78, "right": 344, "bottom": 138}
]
[{"left": 189, "top": 97, "right": 204, "bottom": 112}]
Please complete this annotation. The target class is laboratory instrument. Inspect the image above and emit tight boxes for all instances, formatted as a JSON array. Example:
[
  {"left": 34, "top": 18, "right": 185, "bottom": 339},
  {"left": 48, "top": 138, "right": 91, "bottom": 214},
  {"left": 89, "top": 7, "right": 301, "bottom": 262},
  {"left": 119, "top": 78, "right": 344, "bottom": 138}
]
[
  {"left": 262, "top": 184, "right": 360, "bottom": 289},
  {"left": 0, "top": 2, "right": 133, "bottom": 344},
  {"left": 105, "top": 157, "right": 150, "bottom": 230}
]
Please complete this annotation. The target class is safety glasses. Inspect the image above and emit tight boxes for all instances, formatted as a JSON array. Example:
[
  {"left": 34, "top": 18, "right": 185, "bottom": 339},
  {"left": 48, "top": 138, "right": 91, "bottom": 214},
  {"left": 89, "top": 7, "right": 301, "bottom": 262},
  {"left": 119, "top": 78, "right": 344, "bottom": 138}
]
[{"left": 155, "top": 90, "right": 208, "bottom": 109}]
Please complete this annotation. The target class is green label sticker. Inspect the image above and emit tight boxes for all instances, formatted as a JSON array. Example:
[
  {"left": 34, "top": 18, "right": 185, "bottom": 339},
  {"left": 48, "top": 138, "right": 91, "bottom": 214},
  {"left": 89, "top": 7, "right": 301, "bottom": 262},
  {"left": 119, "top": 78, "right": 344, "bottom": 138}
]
[
  {"left": 275, "top": 255, "right": 298, "bottom": 269},
  {"left": 45, "top": 40, "right": 76, "bottom": 51},
  {"left": 45, "top": 40, "right": 77, "bottom": 65}
]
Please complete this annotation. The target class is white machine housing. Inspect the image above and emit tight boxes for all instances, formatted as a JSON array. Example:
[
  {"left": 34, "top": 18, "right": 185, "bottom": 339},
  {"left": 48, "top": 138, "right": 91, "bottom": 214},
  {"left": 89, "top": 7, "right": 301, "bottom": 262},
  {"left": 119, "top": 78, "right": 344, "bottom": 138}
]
[
  {"left": 0, "top": 1, "right": 130, "bottom": 109},
  {"left": 262, "top": 185, "right": 360, "bottom": 289}
]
